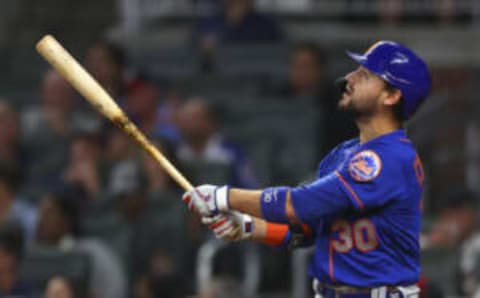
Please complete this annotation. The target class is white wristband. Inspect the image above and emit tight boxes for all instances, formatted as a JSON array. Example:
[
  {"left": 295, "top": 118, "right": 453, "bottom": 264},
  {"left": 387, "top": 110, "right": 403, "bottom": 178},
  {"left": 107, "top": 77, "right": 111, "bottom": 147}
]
[{"left": 216, "top": 185, "right": 230, "bottom": 212}]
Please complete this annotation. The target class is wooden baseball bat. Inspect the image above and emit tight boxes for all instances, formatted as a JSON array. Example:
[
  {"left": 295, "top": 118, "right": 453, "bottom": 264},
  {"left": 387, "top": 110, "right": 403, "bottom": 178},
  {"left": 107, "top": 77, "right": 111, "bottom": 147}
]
[{"left": 35, "top": 35, "right": 194, "bottom": 191}]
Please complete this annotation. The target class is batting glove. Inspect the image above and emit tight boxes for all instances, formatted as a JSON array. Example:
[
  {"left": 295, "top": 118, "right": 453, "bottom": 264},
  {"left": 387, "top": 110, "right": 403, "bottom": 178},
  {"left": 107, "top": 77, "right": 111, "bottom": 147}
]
[
  {"left": 202, "top": 211, "right": 253, "bottom": 241},
  {"left": 182, "top": 185, "right": 230, "bottom": 217}
]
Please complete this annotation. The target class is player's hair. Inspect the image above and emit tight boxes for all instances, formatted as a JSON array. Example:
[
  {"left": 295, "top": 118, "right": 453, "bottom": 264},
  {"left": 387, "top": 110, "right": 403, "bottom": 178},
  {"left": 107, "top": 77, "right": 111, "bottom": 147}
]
[{"left": 384, "top": 82, "right": 405, "bottom": 122}]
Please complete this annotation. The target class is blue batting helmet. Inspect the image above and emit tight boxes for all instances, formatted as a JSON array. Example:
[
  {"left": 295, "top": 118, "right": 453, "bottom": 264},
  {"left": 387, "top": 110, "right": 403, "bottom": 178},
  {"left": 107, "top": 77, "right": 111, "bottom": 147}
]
[{"left": 346, "top": 41, "right": 432, "bottom": 119}]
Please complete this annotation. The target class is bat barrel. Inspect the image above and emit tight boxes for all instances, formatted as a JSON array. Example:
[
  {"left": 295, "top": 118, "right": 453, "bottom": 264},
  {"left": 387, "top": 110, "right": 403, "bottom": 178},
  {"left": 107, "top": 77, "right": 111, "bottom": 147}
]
[{"left": 36, "top": 35, "right": 194, "bottom": 191}]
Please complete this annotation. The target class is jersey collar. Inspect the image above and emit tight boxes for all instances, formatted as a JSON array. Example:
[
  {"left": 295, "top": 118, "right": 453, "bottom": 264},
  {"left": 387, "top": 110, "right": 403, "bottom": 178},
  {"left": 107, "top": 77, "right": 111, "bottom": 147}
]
[{"left": 359, "top": 129, "right": 407, "bottom": 146}]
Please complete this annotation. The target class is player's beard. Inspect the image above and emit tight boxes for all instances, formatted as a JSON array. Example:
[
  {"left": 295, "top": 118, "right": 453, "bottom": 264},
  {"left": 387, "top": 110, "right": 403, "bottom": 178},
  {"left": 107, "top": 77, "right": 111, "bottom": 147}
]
[
  {"left": 338, "top": 94, "right": 377, "bottom": 120},
  {"left": 335, "top": 77, "right": 377, "bottom": 120}
]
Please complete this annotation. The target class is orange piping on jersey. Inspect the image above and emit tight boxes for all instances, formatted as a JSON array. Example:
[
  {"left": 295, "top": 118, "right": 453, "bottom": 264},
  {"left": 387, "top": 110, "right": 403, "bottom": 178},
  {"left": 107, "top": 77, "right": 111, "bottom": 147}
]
[
  {"left": 329, "top": 240, "right": 336, "bottom": 282},
  {"left": 335, "top": 171, "right": 365, "bottom": 210},
  {"left": 414, "top": 155, "right": 425, "bottom": 186}
]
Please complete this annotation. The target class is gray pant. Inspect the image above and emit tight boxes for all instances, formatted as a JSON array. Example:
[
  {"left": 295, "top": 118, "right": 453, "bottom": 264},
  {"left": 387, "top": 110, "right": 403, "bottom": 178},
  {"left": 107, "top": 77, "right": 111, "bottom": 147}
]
[{"left": 313, "top": 279, "right": 420, "bottom": 298}]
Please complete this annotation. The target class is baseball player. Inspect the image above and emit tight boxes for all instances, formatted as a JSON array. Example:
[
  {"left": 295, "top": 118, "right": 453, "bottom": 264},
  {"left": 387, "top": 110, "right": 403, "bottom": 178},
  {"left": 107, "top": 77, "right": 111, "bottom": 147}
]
[{"left": 183, "top": 41, "right": 431, "bottom": 298}]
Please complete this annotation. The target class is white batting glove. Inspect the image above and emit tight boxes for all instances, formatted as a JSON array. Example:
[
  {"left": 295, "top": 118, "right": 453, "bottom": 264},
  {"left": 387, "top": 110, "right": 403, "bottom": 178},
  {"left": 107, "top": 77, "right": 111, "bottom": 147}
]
[
  {"left": 202, "top": 211, "right": 253, "bottom": 241},
  {"left": 182, "top": 185, "right": 230, "bottom": 217}
]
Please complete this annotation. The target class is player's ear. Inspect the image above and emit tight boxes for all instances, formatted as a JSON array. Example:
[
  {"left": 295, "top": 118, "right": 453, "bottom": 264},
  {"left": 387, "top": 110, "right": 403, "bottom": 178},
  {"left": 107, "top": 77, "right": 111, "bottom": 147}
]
[{"left": 383, "top": 87, "right": 402, "bottom": 108}]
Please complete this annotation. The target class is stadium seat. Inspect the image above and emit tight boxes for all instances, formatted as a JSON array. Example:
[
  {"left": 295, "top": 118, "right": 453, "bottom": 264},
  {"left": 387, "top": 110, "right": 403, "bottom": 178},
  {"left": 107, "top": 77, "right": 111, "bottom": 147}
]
[
  {"left": 221, "top": 98, "right": 319, "bottom": 184},
  {"left": 81, "top": 212, "right": 131, "bottom": 269},
  {"left": 215, "top": 44, "right": 289, "bottom": 78},
  {"left": 197, "top": 239, "right": 261, "bottom": 297},
  {"left": 421, "top": 247, "right": 458, "bottom": 295},
  {"left": 180, "top": 160, "right": 234, "bottom": 186},
  {"left": 127, "top": 46, "right": 200, "bottom": 79},
  {"left": 172, "top": 74, "right": 261, "bottom": 98},
  {"left": 19, "top": 247, "right": 91, "bottom": 297},
  {"left": 131, "top": 195, "right": 191, "bottom": 276}
]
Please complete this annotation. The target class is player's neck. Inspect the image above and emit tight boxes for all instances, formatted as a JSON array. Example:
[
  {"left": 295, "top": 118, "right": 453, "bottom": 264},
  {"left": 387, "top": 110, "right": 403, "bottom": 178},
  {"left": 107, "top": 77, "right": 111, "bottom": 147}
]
[{"left": 357, "top": 114, "right": 402, "bottom": 144}]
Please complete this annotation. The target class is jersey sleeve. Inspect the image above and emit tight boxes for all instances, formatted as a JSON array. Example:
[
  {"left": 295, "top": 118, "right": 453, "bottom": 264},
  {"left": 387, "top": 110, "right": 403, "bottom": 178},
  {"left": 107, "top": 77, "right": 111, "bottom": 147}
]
[
  {"left": 290, "top": 146, "right": 406, "bottom": 224},
  {"left": 335, "top": 147, "right": 405, "bottom": 211},
  {"left": 290, "top": 172, "right": 354, "bottom": 227},
  {"left": 316, "top": 148, "right": 335, "bottom": 177}
]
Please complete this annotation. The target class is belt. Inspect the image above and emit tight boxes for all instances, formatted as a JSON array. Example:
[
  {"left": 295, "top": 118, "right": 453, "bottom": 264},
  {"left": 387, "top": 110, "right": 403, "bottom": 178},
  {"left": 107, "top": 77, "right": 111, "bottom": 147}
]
[{"left": 313, "top": 279, "right": 420, "bottom": 298}]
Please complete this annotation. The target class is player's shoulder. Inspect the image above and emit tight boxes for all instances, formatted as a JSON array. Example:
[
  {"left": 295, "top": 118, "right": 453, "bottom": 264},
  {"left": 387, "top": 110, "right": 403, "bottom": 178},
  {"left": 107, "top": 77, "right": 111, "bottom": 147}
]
[
  {"left": 332, "top": 137, "right": 360, "bottom": 154},
  {"left": 364, "top": 129, "right": 417, "bottom": 156},
  {"left": 351, "top": 131, "right": 417, "bottom": 173},
  {"left": 358, "top": 135, "right": 418, "bottom": 178}
]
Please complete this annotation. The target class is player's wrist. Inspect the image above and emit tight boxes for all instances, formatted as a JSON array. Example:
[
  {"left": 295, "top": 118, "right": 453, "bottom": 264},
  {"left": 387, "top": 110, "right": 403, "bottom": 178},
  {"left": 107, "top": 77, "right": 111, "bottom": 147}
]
[
  {"left": 215, "top": 185, "right": 230, "bottom": 212},
  {"left": 241, "top": 213, "right": 253, "bottom": 240}
]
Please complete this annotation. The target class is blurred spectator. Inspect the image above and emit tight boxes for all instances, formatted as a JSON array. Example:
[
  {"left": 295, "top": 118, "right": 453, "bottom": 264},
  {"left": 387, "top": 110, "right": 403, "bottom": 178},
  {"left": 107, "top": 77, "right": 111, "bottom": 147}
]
[
  {"left": 122, "top": 185, "right": 191, "bottom": 294},
  {"left": 45, "top": 276, "right": 75, "bottom": 298},
  {"left": 0, "top": 100, "right": 26, "bottom": 171},
  {"left": 156, "top": 90, "right": 184, "bottom": 145},
  {"left": 379, "top": 0, "right": 403, "bottom": 25},
  {"left": 266, "top": 42, "right": 356, "bottom": 154},
  {"left": 64, "top": 132, "right": 105, "bottom": 200},
  {"left": 140, "top": 138, "right": 181, "bottom": 198},
  {"left": 283, "top": 42, "right": 329, "bottom": 98},
  {"left": 0, "top": 222, "right": 34, "bottom": 297},
  {"left": 21, "top": 69, "right": 98, "bottom": 197},
  {"left": 116, "top": 186, "right": 146, "bottom": 227},
  {"left": 104, "top": 128, "right": 142, "bottom": 199},
  {"left": 194, "top": 0, "right": 283, "bottom": 49},
  {"left": 426, "top": 189, "right": 477, "bottom": 248},
  {"left": 437, "top": 0, "right": 456, "bottom": 24},
  {"left": 125, "top": 77, "right": 181, "bottom": 145},
  {"left": 177, "top": 98, "right": 258, "bottom": 188},
  {"left": 418, "top": 275, "right": 445, "bottom": 298},
  {"left": 424, "top": 189, "right": 479, "bottom": 296},
  {"left": 199, "top": 276, "right": 245, "bottom": 298},
  {"left": 378, "top": 0, "right": 470, "bottom": 25},
  {"left": 85, "top": 40, "right": 126, "bottom": 99},
  {"left": 0, "top": 163, "right": 37, "bottom": 246},
  {"left": 35, "top": 190, "right": 127, "bottom": 298},
  {"left": 23, "top": 69, "right": 98, "bottom": 138},
  {"left": 132, "top": 249, "right": 185, "bottom": 298}
]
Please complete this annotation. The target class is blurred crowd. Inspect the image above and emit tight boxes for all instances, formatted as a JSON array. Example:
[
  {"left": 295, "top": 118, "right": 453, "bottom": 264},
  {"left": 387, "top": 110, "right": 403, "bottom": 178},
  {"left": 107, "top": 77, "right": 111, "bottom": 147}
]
[
  {"left": 0, "top": 7, "right": 349, "bottom": 296},
  {"left": 1, "top": 0, "right": 480, "bottom": 297}
]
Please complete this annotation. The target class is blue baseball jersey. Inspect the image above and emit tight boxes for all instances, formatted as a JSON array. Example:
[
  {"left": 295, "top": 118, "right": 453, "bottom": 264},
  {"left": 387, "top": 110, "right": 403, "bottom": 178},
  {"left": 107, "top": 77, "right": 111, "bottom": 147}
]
[{"left": 290, "top": 129, "right": 424, "bottom": 287}]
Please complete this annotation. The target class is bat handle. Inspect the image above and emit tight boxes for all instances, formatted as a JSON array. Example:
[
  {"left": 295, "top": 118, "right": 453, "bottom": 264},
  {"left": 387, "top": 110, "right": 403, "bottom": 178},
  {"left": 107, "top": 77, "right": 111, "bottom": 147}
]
[{"left": 116, "top": 116, "right": 194, "bottom": 191}]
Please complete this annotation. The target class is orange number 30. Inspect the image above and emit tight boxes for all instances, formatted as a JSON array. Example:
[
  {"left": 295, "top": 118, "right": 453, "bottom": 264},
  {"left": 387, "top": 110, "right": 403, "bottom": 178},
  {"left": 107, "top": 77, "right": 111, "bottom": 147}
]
[{"left": 331, "top": 219, "right": 378, "bottom": 253}]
